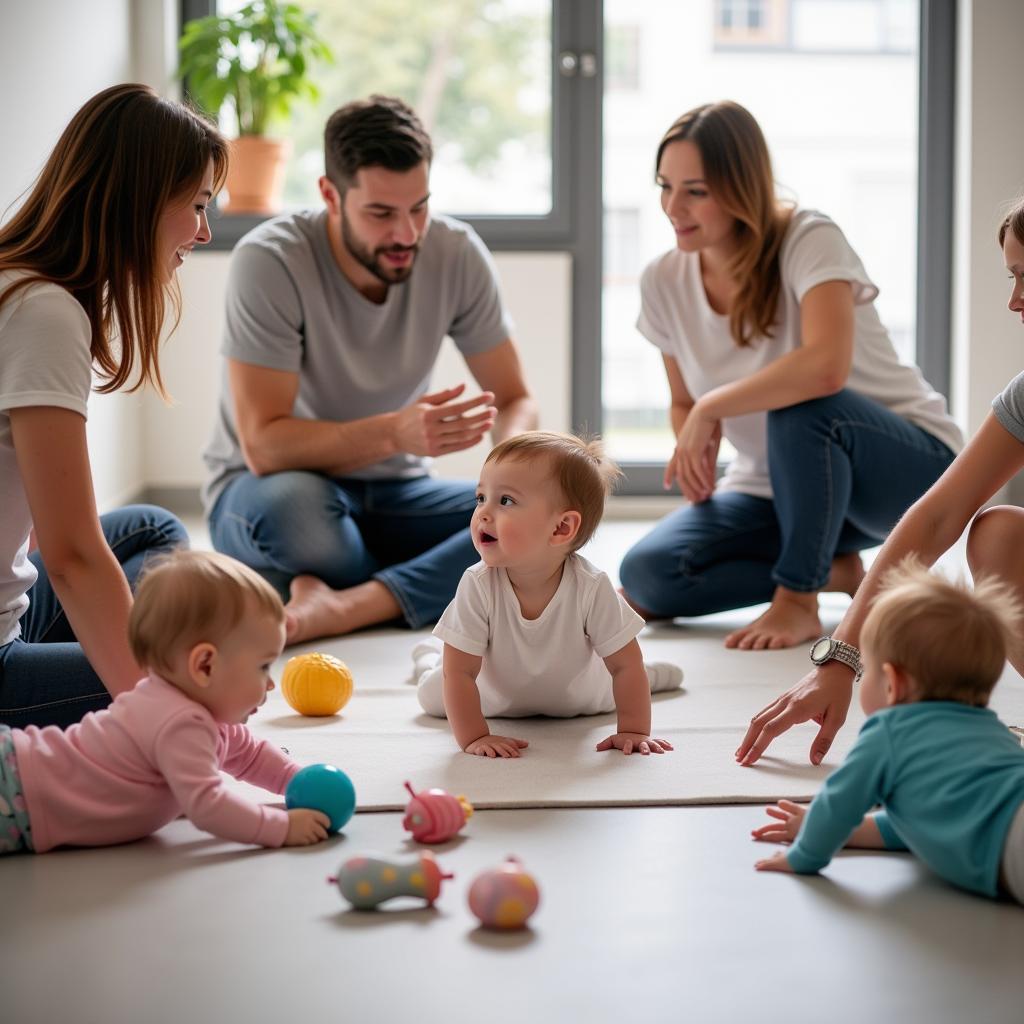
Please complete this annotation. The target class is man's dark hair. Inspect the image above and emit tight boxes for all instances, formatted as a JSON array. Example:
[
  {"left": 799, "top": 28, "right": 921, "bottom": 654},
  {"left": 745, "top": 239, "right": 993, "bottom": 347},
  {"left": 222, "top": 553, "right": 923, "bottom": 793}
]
[{"left": 324, "top": 95, "right": 433, "bottom": 193}]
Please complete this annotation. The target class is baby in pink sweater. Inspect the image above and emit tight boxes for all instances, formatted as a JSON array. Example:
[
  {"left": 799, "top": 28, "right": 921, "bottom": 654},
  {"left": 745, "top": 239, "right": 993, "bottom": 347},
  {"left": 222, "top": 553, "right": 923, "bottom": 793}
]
[{"left": 0, "top": 550, "right": 331, "bottom": 854}]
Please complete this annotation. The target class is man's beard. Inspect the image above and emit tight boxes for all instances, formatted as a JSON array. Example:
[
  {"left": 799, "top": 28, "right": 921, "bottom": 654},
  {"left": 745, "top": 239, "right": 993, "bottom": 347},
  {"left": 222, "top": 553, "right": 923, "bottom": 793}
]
[{"left": 340, "top": 208, "right": 420, "bottom": 285}]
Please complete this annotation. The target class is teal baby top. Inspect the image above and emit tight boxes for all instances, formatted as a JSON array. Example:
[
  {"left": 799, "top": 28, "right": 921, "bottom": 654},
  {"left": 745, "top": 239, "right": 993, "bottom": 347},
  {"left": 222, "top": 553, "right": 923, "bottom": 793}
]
[{"left": 787, "top": 702, "right": 1024, "bottom": 896}]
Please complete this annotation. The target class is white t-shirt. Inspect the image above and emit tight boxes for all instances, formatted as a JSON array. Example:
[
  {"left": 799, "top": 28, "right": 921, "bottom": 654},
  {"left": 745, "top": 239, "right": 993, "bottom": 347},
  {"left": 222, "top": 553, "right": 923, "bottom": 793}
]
[
  {"left": 637, "top": 209, "right": 963, "bottom": 498},
  {"left": 432, "top": 553, "right": 645, "bottom": 717},
  {"left": 0, "top": 272, "right": 92, "bottom": 645}
]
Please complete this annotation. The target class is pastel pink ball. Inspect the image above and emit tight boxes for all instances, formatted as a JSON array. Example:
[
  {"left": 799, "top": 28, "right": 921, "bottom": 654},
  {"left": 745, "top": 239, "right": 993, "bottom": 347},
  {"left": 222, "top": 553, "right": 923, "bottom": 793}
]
[{"left": 468, "top": 858, "right": 540, "bottom": 930}]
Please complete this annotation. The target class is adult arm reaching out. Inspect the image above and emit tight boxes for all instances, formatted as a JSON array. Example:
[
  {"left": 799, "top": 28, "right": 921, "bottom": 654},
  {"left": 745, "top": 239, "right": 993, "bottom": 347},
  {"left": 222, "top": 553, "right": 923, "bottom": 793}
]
[{"left": 735, "top": 412, "right": 1024, "bottom": 766}]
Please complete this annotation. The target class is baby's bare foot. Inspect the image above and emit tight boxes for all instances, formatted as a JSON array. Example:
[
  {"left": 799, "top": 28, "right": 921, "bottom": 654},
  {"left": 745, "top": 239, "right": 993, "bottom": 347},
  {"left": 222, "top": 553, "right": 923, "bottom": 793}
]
[{"left": 725, "top": 590, "right": 822, "bottom": 651}]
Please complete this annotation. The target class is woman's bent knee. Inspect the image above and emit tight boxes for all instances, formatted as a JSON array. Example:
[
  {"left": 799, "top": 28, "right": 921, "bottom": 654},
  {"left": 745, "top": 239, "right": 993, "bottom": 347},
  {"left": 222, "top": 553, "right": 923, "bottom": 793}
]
[
  {"left": 620, "top": 542, "right": 676, "bottom": 613},
  {"left": 967, "top": 506, "right": 1024, "bottom": 576}
]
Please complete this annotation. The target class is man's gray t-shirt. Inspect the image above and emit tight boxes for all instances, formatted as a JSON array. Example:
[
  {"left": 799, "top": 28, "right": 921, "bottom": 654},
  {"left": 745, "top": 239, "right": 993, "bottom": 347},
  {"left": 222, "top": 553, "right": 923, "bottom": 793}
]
[
  {"left": 202, "top": 209, "right": 514, "bottom": 512},
  {"left": 993, "top": 371, "right": 1024, "bottom": 443}
]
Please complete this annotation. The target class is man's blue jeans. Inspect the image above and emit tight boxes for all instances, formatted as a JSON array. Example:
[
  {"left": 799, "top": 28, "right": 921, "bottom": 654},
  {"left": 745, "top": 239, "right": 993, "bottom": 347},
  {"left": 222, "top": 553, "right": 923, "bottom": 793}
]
[
  {"left": 208, "top": 471, "right": 479, "bottom": 628},
  {"left": 619, "top": 391, "right": 957, "bottom": 618},
  {"left": 0, "top": 505, "right": 188, "bottom": 729}
]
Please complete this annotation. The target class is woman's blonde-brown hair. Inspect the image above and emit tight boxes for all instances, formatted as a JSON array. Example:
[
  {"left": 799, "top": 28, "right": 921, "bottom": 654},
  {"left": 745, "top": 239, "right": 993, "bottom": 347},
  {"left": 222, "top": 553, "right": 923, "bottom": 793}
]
[
  {"left": 656, "top": 100, "right": 793, "bottom": 348},
  {"left": 998, "top": 195, "right": 1024, "bottom": 248},
  {"left": 0, "top": 83, "right": 228, "bottom": 397},
  {"left": 861, "top": 558, "right": 1022, "bottom": 706},
  {"left": 129, "top": 550, "right": 283, "bottom": 677},
  {"left": 485, "top": 431, "right": 622, "bottom": 552}
]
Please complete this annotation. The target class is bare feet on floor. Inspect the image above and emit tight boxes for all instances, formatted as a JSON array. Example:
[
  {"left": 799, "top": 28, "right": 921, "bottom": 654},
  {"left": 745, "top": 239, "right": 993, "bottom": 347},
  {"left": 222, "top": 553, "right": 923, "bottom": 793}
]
[
  {"left": 284, "top": 576, "right": 402, "bottom": 644},
  {"left": 725, "top": 589, "right": 822, "bottom": 650},
  {"left": 724, "top": 553, "right": 865, "bottom": 651}
]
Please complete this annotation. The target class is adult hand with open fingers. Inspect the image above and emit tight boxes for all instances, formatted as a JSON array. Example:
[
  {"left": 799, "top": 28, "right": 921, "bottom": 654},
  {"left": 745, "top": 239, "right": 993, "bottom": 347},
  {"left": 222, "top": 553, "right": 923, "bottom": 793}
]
[
  {"left": 465, "top": 734, "right": 529, "bottom": 758},
  {"left": 392, "top": 382, "right": 497, "bottom": 457},
  {"left": 751, "top": 799, "right": 807, "bottom": 844},
  {"left": 596, "top": 733, "right": 674, "bottom": 755},
  {"left": 735, "top": 662, "right": 853, "bottom": 767},
  {"left": 284, "top": 807, "right": 331, "bottom": 846}
]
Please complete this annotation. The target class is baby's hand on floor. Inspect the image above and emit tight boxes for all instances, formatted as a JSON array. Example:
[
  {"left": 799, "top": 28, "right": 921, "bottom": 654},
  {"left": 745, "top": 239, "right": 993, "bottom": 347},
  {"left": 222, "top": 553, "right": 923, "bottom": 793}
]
[
  {"left": 751, "top": 799, "right": 806, "bottom": 845},
  {"left": 754, "top": 851, "right": 794, "bottom": 873},
  {"left": 596, "top": 733, "right": 673, "bottom": 755},
  {"left": 284, "top": 808, "right": 331, "bottom": 846},
  {"left": 465, "top": 734, "right": 529, "bottom": 758}
]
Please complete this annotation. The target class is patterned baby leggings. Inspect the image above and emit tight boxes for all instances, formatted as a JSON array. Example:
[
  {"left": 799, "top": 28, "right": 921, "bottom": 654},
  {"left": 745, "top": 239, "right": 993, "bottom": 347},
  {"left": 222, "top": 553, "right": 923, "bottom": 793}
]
[{"left": 0, "top": 725, "right": 33, "bottom": 852}]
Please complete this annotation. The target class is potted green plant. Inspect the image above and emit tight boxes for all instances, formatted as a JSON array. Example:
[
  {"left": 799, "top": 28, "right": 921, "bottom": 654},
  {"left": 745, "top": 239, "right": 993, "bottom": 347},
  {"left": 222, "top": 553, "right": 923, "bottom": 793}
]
[{"left": 177, "top": 0, "right": 332, "bottom": 215}]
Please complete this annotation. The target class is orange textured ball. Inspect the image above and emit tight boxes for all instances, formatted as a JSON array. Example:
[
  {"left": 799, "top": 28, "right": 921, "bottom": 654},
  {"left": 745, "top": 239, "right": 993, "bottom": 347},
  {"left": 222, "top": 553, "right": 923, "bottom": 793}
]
[{"left": 281, "top": 653, "right": 353, "bottom": 716}]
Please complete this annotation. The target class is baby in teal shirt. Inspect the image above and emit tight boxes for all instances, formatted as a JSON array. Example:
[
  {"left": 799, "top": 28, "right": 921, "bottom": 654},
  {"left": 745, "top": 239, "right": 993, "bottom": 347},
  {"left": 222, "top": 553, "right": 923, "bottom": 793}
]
[{"left": 753, "top": 560, "right": 1024, "bottom": 903}]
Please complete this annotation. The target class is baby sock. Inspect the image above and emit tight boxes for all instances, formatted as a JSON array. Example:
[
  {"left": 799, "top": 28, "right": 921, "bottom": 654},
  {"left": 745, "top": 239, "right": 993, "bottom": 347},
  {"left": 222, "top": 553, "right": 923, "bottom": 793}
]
[{"left": 645, "top": 662, "right": 684, "bottom": 693}]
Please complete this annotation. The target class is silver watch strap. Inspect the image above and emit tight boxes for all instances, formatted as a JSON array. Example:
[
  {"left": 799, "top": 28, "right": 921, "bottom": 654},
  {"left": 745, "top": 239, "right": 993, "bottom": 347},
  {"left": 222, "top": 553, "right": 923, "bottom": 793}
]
[{"left": 828, "top": 639, "right": 862, "bottom": 676}]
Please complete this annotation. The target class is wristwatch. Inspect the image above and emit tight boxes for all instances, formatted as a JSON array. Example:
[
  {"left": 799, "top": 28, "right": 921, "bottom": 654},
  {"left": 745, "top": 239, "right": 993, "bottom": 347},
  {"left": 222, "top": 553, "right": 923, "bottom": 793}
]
[{"left": 809, "top": 635, "right": 862, "bottom": 681}]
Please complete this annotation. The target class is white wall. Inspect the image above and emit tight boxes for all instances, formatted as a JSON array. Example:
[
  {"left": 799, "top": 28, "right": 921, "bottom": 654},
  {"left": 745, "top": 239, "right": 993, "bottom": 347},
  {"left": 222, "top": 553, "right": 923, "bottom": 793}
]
[
  {"left": 952, "top": 0, "right": 1024, "bottom": 440},
  {"left": 144, "top": 250, "right": 572, "bottom": 491}
]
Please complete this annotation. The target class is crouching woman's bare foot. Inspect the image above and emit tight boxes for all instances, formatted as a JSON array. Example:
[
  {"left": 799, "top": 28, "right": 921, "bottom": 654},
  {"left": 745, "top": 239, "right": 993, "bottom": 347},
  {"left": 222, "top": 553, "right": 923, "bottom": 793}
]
[
  {"left": 724, "top": 553, "right": 866, "bottom": 651},
  {"left": 725, "top": 587, "right": 822, "bottom": 650},
  {"left": 284, "top": 576, "right": 402, "bottom": 644}
]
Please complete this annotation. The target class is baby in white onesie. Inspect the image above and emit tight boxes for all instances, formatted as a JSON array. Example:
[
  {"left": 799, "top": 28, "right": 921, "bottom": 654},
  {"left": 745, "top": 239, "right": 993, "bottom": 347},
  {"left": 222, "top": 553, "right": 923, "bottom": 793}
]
[{"left": 413, "top": 431, "right": 682, "bottom": 758}]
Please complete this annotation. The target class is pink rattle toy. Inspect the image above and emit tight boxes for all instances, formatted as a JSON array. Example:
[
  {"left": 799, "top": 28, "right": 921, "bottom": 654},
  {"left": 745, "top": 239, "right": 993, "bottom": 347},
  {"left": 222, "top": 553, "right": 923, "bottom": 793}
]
[
  {"left": 328, "top": 851, "right": 454, "bottom": 910},
  {"left": 467, "top": 856, "right": 541, "bottom": 930},
  {"left": 402, "top": 780, "right": 473, "bottom": 844}
]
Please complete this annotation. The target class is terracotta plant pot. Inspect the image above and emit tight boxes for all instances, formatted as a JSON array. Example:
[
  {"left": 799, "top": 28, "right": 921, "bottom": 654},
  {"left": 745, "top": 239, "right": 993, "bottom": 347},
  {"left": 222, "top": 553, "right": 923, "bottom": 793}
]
[{"left": 222, "top": 136, "right": 291, "bottom": 215}]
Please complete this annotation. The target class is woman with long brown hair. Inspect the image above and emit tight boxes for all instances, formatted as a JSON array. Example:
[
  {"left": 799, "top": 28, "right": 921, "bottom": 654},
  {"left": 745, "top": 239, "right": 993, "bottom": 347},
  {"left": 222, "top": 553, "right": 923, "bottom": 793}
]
[
  {"left": 0, "top": 83, "right": 227, "bottom": 728},
  {"left": 619, "top": 101, "right": 961, "bottom": 651}
]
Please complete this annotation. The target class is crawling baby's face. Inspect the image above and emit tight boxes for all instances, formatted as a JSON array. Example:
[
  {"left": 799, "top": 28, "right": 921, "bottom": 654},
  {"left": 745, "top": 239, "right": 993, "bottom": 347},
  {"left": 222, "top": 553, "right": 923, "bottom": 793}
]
[
  {"left": 198, "top": 610, "right": 286, "bottom": 725},
  {"left": 472, "top": 457, "right": 570, "bottom": 571}
]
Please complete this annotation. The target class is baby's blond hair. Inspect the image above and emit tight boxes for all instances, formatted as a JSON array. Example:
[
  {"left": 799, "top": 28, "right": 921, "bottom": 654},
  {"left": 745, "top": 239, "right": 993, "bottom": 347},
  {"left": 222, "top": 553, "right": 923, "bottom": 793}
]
[
  {"left": 861, "top": 558, "right": 1021, "bottom": 705},
  {"left": 129, "top": 550, "right": 283, "bottom": 676},
  {"left": 485, "top": 431, "right": 622, "bottom": 552}
]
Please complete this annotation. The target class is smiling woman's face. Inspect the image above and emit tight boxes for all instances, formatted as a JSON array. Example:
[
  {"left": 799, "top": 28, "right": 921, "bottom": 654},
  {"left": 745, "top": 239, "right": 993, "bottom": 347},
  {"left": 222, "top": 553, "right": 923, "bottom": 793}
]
[
  {"left": 156, "top": 160, "right": 215, "bottom": 281},
  {"left": 656, "top": 140, "right": 736, "bottom": 255}
]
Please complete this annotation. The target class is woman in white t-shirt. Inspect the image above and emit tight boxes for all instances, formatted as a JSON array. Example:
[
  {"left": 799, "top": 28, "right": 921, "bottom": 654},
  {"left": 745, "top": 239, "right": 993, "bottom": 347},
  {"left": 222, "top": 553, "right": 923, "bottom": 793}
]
[
  {"left": 0, "top": 84, "right": 227, "bottom": 728},
  {"left": 619, "top": 101, "right": 961, "bottom": 650}
]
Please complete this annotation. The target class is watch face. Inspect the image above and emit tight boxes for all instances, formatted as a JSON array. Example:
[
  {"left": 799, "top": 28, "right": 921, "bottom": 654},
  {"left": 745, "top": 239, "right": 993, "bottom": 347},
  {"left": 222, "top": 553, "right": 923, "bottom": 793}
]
[{"left": 810, "top": 637, "right": 833, "bottom": 663}]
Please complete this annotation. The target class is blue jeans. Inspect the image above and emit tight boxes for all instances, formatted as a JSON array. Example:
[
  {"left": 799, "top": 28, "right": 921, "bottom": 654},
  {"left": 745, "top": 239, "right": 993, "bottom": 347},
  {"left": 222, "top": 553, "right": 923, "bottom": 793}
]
[
  {"left": 208, "top": 471, "right": 479, "bottom": 628},
  {"left": 619, "top": 391, "right": 957, "bottom": 618},
  {"left": 0, "top": 505, "right": 188, "bottom": 729}
]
